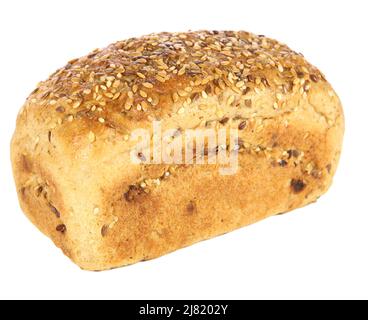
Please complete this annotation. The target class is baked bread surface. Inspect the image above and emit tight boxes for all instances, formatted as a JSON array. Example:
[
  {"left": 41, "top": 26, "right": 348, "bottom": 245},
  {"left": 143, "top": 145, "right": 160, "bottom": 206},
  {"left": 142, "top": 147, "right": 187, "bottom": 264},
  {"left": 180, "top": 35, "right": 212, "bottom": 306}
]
[{"left": 11, "top": 31, "right": 344, "bottom": 270}]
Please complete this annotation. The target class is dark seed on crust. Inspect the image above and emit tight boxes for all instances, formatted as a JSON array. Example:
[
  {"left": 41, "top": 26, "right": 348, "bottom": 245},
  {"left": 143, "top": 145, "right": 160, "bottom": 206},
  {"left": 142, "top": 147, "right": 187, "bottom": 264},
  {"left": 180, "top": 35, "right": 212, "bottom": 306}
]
[
  {"left": 35, "top": 186, "right": 43, "bottom": 197},
  {"left": 244, "top": 99, "right": 252, "bottom": 107},
  {"left": 56, "top": 224, "right": 66, "bottom": 233},
  {"left": 55, "top": 106, "right": 65, "bottom": 113},
  {"left": 186, "top": 201, "right": 197, "bottom": 214},
  {"left": 247, "top": 75, "right": 255, "bottom": 82},
  {"left": 310, "top": 74, "right": 319, "bottom": 82},
  {"left": 191, "top": 92, "right": 200, "bottom": 101},
  {"left": 290, "top": 179, "right": 306, "bottom": 193},
  {"left": 219, "top": 117, "right": 229, "bottom": 125},
  {"left": 279, "top": 160, "right": 288, "bottom": 167},
  {"left": 101, "top": 225, "right": 109, "bottom": 237},
  {"left": 49, "top": 204, "right": 61, "bottom": 218},
  {"left": 137, "top": 152, "right": 146, "bottom": 162},
  {"left": 243, "top": 87, "right": 252, "bottom": 96},
  {"left": 326, "top": 164, "right": 332, "bottom": 173},
  {"left": 124, "top": 185, "right": 144, "bottom": 202},
  {"left": 238, "top": 121, "right": 247, "bottom": 130},
  {"left": 287, "top": 149, "right": 300, "bottom": 158}
]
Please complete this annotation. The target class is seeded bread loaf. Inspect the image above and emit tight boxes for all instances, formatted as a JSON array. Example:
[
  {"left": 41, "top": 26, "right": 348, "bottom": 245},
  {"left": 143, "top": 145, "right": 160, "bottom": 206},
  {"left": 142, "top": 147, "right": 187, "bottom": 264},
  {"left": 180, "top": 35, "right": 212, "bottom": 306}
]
[{"left": 11, "top": 31, "right": 344, "bottom": 271}]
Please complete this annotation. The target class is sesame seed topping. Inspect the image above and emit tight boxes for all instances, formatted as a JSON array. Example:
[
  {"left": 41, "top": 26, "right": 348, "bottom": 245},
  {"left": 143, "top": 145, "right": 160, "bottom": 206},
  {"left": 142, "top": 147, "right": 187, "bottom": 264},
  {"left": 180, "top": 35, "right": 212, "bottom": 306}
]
[
  {"left": 88, "top": 131, "right": 96, "bottom": 143},
  {"left": 142, "top": 82, "right": 154, "bottom": 89},
  {"left": 236, "top": 81, "right": 245, "bottom": 88},
  {"left": 172, "top": 92, "right": 179, "bottom": 103},
  {"left": 156, "top": 75, "right": 166, "bottom": 82},
  {"left": 227, "top": 95, "right": 235, "bottom": 106},
  {"left": 72, "top": 101, "right": 81, "bottom": 109},
  {"left": 178, "top": 90, "right": 188, "bottom": 97},
  {"left": 139, "top": 90, "right": 148, "bottom": 98},
  {"left": 199, "top": 91, "right": 206, "bottom": 99},
  {"left": 125, "top": 101, "right": 132, "bottom": 110},
  {"left": 28, "top": 30, "right": 325, "bottom": 125},
  {"left": 178, "top": 66, "right": 186, "bottom": 76},
  {"left": 276, "top": 93, "right": 283, "bottom": 101}
]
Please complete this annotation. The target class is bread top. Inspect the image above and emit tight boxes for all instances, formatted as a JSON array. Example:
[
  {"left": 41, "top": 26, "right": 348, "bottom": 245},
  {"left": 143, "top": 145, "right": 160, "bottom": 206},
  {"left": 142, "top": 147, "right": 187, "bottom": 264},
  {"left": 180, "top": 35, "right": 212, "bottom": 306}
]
[{"left": 22, "top": 30, "right": 328, "bottom": 126}]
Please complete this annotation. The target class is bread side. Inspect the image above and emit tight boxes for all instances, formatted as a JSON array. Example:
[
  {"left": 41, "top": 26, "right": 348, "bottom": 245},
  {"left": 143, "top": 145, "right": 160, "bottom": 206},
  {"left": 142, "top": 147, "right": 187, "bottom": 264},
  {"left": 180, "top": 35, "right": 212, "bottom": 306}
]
[{"left": 11, "top": 31, "right": 344, "bottom": 270}]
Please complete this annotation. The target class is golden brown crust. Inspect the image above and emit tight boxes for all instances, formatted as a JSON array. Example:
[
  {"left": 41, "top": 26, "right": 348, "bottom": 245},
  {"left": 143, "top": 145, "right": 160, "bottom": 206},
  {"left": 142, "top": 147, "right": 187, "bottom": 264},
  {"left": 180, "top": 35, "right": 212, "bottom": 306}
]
[{"left": 11, "top": 30, "right": 344, "bottom": 270}]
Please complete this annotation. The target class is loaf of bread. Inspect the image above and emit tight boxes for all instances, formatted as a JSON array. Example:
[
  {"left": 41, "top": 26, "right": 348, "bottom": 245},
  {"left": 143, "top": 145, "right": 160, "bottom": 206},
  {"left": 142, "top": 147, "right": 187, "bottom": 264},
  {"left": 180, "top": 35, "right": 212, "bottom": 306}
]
[{"left": 11, "top": 31, "right": 344, "bottom": 270}]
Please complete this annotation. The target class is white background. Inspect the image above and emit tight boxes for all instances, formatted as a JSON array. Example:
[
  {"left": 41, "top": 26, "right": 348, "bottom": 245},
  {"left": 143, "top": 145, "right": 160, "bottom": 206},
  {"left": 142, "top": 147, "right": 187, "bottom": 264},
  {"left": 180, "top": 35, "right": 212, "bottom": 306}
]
[{"left": 0, "top": 0, "right": 367, "bottom": 300}]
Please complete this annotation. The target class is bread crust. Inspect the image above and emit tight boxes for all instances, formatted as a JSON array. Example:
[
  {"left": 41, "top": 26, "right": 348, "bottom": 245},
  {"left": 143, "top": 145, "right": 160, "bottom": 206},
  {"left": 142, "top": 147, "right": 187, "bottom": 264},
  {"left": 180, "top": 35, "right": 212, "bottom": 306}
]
[{"left": 11, "top": 31, "right": 344, "bottom": 270}]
